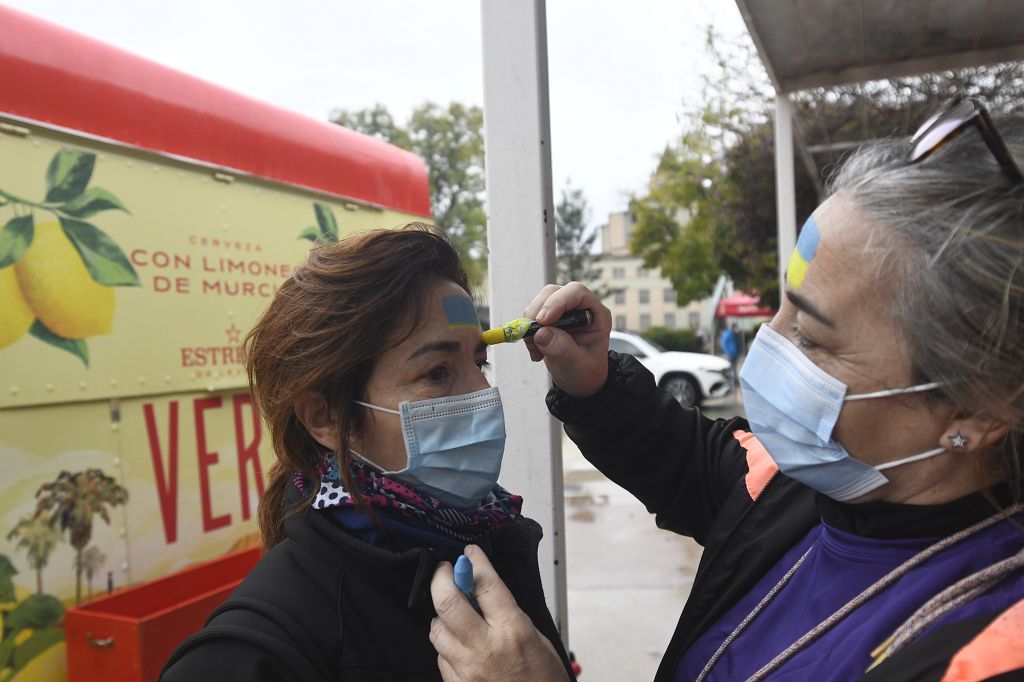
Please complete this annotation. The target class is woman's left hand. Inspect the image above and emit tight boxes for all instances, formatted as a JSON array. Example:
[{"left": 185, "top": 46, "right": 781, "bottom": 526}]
[{"left": 429, "top": 545, "right": 568, "bottom": 682}]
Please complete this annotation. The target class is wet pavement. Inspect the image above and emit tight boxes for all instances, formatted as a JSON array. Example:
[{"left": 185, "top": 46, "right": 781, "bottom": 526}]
[{"left": 563, "top": 394, "right": 744, "bottom": 681}]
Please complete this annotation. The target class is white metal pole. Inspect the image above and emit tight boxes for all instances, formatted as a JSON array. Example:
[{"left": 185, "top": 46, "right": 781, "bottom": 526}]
[
  {"left": 774, "top": 94, "right": 797, "bottom": 293},
  {"left": 479, "top": 0, "right": 568, "bottom": 644}
]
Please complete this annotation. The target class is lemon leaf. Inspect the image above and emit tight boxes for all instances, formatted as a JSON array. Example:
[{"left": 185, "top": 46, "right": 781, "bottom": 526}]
[
  {"left": 297, "top": 226, "right": 319, "bottom": 242},
  {"left": 314, "top": 203, "right": 338, "bottom": 241},
  {"left": 60, "top": 187, "right": 129, "bottom": 218},
  {"left": 44, "top": 149, "right": 95, "bottom": 203},
  {"left": 58, "top": 218, "right": 139, "bottom": 287},
  {"left": 29, "top": 321, "right": 89, "bottom": 367},
  {"left": 0, "top": 216, "right": 33, "bottom": 268}
]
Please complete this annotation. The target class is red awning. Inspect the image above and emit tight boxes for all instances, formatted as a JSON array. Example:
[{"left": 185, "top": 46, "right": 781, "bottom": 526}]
[{"left": 715, "top": 293, "right": 774, "bottom": 318}]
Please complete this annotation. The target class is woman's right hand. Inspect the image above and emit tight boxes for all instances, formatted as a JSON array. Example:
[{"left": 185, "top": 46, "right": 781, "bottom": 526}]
[{"left": 523, "top": 282, "right": 612, "bottom": 398}]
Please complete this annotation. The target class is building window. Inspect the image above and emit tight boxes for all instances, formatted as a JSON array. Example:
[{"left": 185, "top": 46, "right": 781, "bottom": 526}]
[
  {"left": 664, "top": 313, "right": 676, "bottom": 328},
  {"left": 614, "top": 291, "right": 626, "bottom": 304},
  {"left": 688, "top": 312, "right": 701, "bottom": 329},
  {"left": 615, "top": 315, "right": 626, "bottom": 330},
  {"left": 663, "top": 288, "right": 675, "bottom": 303},
  {"left": 612, "top": 267, "right": 625, "bottom": 279},
  {"left": 637, "top": 267, "right": 648, "bottom": 278},
  {"left": 638, "top": 289, "right": 650, "bottom": 304},
  {"left": 639, "top": 313, "right": 651, "bottom": 330}
]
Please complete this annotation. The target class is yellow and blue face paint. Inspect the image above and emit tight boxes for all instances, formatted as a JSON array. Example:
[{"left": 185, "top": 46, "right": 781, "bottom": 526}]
[
  {"left": 786, "top": 216, "right": 821, "bottom": 289},
  {"left": 443, "top": 296, "right": 480, "bottom": 330}
]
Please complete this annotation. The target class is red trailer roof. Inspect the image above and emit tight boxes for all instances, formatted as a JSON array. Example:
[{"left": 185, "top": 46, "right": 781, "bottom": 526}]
[{"left": 0, "top": 6, "right": 431, "bottom": 217}]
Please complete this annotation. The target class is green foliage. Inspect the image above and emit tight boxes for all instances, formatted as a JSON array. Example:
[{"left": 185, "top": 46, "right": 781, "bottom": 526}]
[
  {"left": 0, "top": 595, "right": 63, "bottom": 674},
  {"left": 298, "top": 203, "right": 340, "bottom": 243},
  {"left": 641, "top": 326, "right": 701, "bottom": 353},
  {"left": 60, "top": 217, "right": 139, "bottom": 286},
  {"left": 45, "top": 148, "right": 96, "bottom": 202},
  {"left": 29, "top": 321, "right": 88, "bottom": 368},
  {"left": 630, "top": 143, "right": 723, "bottom": 305},
  {"left": 0, "top": 215, "right": 33, "bottom": 268},
  {"left": 9, "top": 627, "right": 63, "bottom": 672},
  {"left": 7, "top": 517, "right": 63, "bottom": 594},
  {"left": 331, "top": 102, "right": 487, "bottom": 287},
  {"left": 554, "top": 183, "right": 616, "bottom": 297},
  {"left": 34, "top": 469, "right": 128, "bottom": 604},
  {"left": 631, "top": 26, "right": 1024, "bottom": 309},
  {"left": 60, "top": 187, "right": 129, "bottom": 218},
  {"left": 0, "top": 149, "right": 134, "bottom": 288},
  {"left": 0, "top": 556, "right": 16, "bottom": 603},
  {"left": 3, "top": 594, "right": 63, "bottom": 635}
]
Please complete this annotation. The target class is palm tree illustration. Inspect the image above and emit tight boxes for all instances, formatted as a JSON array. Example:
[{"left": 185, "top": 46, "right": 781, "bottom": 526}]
[
  {"left": 34, "top": 469, "right": 128, "bottom": 604},
  {"left": 6, "top": 515, "right": 63, "bottom": 594},
  {"left": 75, "top": 546, "right": 107, "bottom": 599}
]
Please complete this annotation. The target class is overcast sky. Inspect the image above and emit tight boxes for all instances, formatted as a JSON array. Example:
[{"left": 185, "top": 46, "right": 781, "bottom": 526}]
[{"left": 4, "top": 0, "right": 751, "bottom": 233}]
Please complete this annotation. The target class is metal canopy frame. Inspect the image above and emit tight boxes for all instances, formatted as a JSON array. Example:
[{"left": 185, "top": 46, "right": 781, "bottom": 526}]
[{"left": 734, "top": 0, "right": 1024, "bottom": 289}]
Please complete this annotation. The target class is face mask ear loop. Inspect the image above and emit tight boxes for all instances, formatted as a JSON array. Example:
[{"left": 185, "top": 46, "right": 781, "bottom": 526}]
[
  {"left": 846, "top": 382, "right": 942, "bottom": 401},
  {"left": 874, "top": 447, "right": 948, "bottom": 471},
  {"left": 353, "top": 400, "right": 401, "bottom": 415}
]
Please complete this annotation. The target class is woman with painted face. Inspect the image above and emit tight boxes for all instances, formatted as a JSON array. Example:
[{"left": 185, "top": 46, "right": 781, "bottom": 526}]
[
  {"left": 430, "top": 99, "right": 1024, "bottom": 681},
  {"left": 161, "top": 225, "right": 572, "bottom": 681}
]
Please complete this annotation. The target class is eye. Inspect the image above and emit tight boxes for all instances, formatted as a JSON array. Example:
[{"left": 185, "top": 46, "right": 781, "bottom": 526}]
[
  {"left": 425, "top": 365, "right": 450, "bottom": 383},
  {"left": 792, "top": 326, "right": 819, "bottom": 350}
]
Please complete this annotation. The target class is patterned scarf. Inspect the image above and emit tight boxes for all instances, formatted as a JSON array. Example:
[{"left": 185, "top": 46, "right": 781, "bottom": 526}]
[{"left": 294, "top": 450, "right": 523, "bottom": 545}]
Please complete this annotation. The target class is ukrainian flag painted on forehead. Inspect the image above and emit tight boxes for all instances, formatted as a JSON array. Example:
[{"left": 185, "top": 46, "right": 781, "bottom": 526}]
[
  {"left": 442, "top": 296, "right": 481, "bottom": 330},
  {"left": 786, "top": 216, "right": 821, "bottom": 289}
]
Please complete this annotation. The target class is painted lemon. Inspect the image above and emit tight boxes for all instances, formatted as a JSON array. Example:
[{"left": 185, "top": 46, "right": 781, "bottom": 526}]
[
  {"left": 0, "top": 265, "right": 33, "bottom": 348},
  {"left": 15, "top": 220, "right": 114, "bottom": 339}
]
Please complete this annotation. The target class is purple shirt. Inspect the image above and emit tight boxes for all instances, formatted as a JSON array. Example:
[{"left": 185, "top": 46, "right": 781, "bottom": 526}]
[{"left": 677, "top": 513, "right": 1024, "bottom": 681}]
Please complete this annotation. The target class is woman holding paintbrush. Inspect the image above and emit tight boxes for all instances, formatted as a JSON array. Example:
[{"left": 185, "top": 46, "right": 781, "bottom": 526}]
[{"left": 431, "top": 99, "right": 1024, "bottom": 681}]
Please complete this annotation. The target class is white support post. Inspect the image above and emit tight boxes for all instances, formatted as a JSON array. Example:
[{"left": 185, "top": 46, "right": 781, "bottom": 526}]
[
  {"left": 480, "top": 0, "right": 568, "bottom": 644},
  {"left": 774, "top": 94, "right": 797, "bottom": 293}
]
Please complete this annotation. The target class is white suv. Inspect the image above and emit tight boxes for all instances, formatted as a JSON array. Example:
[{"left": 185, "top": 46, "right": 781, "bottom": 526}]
[{"left": 608, "top": 330, "right": 734, "bottom": 407}]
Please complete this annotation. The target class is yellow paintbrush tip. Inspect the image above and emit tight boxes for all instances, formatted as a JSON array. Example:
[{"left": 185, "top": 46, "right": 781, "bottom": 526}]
[{"left": 481, "top": 327, "right": 507, "bottom": 345}]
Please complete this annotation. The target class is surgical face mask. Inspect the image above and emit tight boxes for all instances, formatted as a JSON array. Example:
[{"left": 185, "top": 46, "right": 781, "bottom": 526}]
[
  {"left": 740, "top": 325, "right": 943, "bottom": 502},
  {"left": 353, "top": 386, "right": 506, "bottom": 509}
]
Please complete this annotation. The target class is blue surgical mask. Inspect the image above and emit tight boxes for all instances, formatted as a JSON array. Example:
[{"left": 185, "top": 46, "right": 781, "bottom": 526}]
[
  {"left": 740, "top": 325, "right": 943, "bottom": 502},
  {"left": 354, "top": 386, "right": 506, "bottom": 509}
]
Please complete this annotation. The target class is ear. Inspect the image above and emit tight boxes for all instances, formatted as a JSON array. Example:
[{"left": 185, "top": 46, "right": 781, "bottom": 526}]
[
  {"left": 294, "top": 391, "right": 339, "bottom": 451},
  {"left": 939, "top": 414, "right": 1009, "bottom": 454}
]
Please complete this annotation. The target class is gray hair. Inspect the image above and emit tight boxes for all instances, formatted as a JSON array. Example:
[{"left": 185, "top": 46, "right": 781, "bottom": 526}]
[{"left": 827, "top": 117, "right": 1024, "bottom": 481}]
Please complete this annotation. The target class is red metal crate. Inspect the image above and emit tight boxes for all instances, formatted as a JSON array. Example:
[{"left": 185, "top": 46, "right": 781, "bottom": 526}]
[{"left": 65, "top": 548, "right": 261, "bottom": 682}]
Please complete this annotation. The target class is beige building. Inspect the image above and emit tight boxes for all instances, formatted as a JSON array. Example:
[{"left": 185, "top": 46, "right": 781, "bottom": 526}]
[{"left": 593, "top": 211, "right": 711, "bottom": 333}]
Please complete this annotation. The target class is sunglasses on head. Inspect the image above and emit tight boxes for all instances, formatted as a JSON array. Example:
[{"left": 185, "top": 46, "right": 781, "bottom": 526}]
[{"left": 909, "top": 96, "right": 1023, "bottom": 185}]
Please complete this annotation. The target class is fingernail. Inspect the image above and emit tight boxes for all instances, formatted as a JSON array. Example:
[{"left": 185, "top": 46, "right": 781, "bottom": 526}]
[
  {"left": 534, "top": 328, "right": 553, "bottom": 347},
  {"left": 537, "top": 306, "right": 550, "bottom": 322}
]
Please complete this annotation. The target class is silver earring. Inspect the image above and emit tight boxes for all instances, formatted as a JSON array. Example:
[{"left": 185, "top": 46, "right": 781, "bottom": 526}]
[{"left": 949, "top": 432, "right": 968, "bottom": 449}]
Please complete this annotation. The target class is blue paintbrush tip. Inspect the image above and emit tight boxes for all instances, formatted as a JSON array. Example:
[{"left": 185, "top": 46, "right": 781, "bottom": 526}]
[{"left": 454, "top": 555, "right": 475, "bottom": 595}]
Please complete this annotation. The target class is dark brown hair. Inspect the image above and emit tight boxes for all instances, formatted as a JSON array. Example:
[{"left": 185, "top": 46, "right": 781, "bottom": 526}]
[{"left": 244, "top": 224, "right": 471, "bottom": 549}]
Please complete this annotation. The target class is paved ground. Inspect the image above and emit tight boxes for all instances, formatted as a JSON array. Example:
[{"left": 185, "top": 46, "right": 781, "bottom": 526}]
[{"left": 563, "top": 393, "right": 744, "bottom": 681}]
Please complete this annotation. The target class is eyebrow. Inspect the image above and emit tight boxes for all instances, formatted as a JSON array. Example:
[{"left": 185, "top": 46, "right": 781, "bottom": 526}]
[
  {"left": 408, "top": 340, "right": 461, "bottom": 361},
  {"left": 785, "top": 290, "right": 836, "bottom": 328}
]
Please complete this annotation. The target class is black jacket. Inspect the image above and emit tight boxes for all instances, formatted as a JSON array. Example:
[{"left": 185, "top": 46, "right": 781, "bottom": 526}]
[
  {"left": 547, "top": 352, "right": 1023, "bottom": 682},
  {"left": 161, "top": 497, "right": 572, "bottom": 681}
]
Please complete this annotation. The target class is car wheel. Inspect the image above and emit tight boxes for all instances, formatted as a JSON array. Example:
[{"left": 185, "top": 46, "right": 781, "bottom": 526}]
[{"left": 661, "top": 375, "right": 700, "bottom": 407}]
